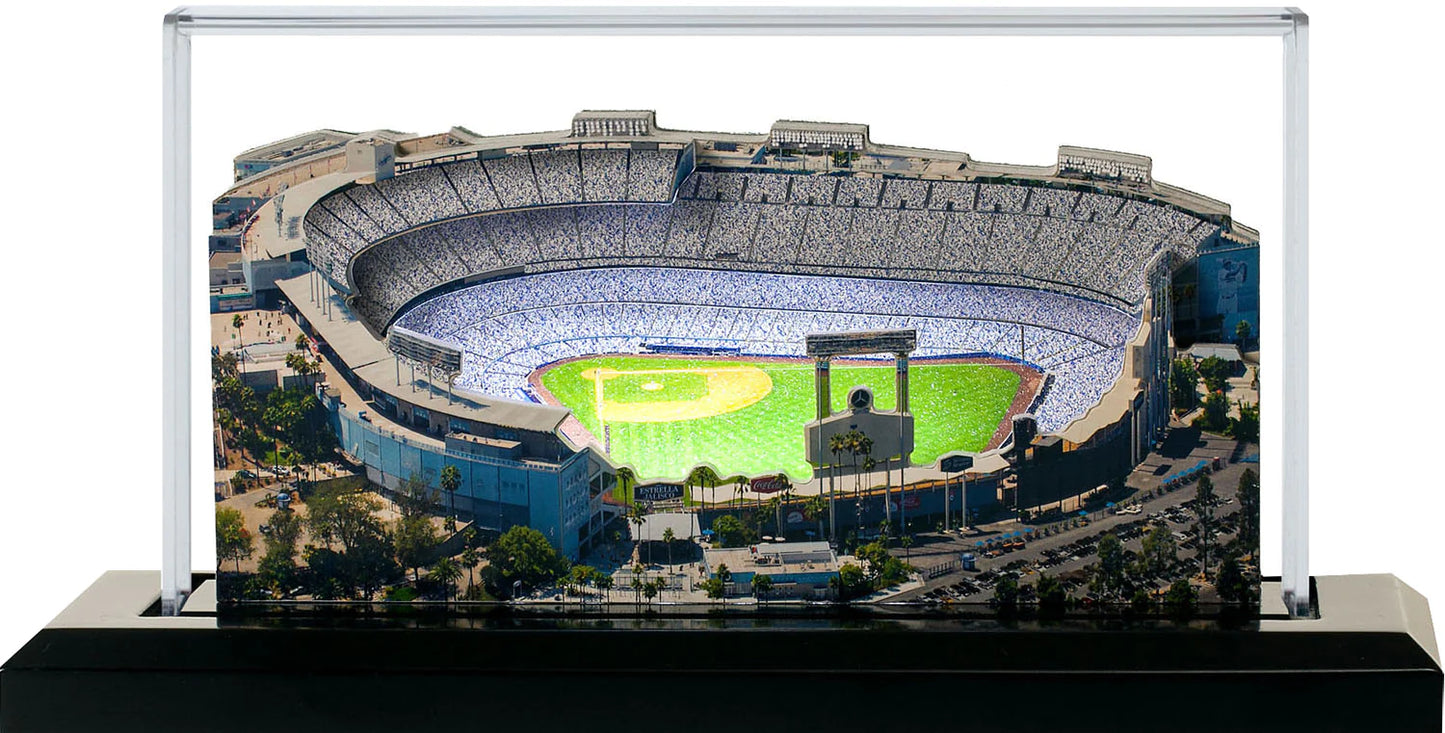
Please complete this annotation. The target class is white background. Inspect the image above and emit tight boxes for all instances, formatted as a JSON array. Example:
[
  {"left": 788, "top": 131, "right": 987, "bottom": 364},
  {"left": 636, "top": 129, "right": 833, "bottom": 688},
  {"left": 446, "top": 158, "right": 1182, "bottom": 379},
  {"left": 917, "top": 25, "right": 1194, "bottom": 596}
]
[{"left": 0, "top": 0, "right": 1441, "bottom": 715}]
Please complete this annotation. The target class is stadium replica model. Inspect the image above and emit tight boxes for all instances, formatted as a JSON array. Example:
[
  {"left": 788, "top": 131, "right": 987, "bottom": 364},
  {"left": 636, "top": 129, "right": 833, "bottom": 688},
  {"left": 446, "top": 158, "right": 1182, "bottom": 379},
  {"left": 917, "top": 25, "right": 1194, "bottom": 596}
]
[{"left": 210, "top": 111, "right": 1263, "bottom": 614}]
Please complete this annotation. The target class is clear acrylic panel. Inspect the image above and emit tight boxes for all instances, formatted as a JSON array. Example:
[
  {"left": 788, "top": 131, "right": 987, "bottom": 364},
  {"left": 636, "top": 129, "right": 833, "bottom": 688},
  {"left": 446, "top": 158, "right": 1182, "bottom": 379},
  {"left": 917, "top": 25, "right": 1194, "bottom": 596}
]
[{"left": 165, "top": 6, "right": 1309, "bottom": 617}]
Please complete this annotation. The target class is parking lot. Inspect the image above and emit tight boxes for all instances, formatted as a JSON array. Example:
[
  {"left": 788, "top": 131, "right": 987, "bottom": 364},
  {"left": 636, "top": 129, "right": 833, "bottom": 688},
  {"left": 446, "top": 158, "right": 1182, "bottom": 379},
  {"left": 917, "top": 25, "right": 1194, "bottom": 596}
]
[{"left": 895, "top": 428, "right": 1257, "bottom": 604}]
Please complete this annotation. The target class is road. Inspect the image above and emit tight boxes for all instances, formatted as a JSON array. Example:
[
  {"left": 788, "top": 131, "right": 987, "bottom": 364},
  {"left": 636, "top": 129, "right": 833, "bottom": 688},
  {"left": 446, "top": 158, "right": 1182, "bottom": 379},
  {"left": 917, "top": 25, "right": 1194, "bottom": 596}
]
[{"left": 894, "top": 428, "right": 1258, "bottom": 602}]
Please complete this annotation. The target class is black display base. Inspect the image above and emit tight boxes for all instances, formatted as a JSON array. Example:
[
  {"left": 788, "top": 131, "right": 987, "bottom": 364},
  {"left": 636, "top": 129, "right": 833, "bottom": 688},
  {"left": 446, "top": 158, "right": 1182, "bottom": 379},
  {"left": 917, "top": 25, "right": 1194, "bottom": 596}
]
[{"left": 3, "top": 572, "right": 1440, "bottom": 732}]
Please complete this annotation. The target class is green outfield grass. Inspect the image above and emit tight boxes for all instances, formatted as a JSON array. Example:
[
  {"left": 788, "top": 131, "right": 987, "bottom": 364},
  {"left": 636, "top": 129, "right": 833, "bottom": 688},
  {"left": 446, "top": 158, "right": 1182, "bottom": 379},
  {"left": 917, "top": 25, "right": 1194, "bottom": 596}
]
[{"left": 539, "top": 356, "right": 1022, "bottom": 481}]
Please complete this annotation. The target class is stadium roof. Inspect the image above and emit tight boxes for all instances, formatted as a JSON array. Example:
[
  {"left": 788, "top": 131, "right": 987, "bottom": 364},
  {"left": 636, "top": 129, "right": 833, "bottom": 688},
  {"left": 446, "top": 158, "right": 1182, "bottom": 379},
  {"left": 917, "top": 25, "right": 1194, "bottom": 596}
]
[
  {"left": 353, "top": 360, "right": 571, "bottom": 435},
  {"left": 1184, "top": 343, "right": 1244, "bottom": 362},
  {"left": 277, "top": 275, "right": 571, "bottom": 435},
  {"left": 276, "top": 274, "right": 388, "bottom": 370},
  {"left": 235, "top": 129, "right": 352, "bottom": 165},
  {"left": 354, "top": 111, "right": 1242, "bottom": 223}
]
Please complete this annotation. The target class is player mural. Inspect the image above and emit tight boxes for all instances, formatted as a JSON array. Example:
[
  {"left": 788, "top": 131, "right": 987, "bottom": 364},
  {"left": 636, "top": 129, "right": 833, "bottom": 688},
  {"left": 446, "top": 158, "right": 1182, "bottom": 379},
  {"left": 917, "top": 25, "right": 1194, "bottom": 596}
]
[{"left": 210, "top": 111, "right": 1261, "bottom": 615}]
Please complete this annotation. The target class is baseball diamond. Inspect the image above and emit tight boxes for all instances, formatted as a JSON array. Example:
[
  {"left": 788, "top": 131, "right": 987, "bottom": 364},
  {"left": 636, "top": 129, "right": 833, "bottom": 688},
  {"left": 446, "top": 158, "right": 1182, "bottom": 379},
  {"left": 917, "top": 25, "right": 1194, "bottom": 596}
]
[{"left": 533, "top": 354, "right": 1026, "bottom": 480}]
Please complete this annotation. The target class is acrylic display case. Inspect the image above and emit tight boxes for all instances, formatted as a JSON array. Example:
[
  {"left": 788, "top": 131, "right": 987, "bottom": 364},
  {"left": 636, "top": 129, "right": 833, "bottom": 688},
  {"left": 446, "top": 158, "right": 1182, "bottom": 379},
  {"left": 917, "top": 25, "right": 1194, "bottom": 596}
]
[{"left": 2, "top": 7, "right": 1440, "bottom": 732}]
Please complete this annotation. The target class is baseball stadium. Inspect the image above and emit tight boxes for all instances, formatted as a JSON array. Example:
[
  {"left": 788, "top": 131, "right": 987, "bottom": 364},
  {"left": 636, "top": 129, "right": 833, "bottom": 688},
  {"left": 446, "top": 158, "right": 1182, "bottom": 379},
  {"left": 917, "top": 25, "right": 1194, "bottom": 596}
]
[{"left": 216, "top": 110, "right": 1259, "bottom": 559}]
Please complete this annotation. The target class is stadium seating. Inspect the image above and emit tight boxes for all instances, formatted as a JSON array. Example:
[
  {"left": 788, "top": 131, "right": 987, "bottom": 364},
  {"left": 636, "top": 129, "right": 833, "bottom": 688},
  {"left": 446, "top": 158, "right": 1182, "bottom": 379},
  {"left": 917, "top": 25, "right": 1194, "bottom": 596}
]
[
  {"left": 303, "top": 146, "right": 682, "bottom": 284},
  {"left": 394, "top": 267, "right": 1140, "bottom": 432},
  {"left": 302, "top": 161, "right": 1218, "bottom": 434},
  {"left": 309, "top": 163, "right": 1215, "bottom": 321}
]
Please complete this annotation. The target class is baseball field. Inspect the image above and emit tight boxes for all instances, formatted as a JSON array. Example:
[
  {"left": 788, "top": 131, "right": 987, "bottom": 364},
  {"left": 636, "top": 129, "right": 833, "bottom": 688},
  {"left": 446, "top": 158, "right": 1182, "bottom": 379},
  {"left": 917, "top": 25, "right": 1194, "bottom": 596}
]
[{"left": 535, "top": 355, "right": 1024, "bottom": 481}]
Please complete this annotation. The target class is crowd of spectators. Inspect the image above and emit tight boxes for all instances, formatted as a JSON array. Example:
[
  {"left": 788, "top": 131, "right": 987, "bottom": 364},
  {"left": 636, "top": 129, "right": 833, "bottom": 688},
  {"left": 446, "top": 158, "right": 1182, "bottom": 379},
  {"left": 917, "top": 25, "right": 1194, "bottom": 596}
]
[
  {"left": 302, "top": 146, "right": 683, "bottom": 283},
  {"left": 345, "top": 179, "right": 1214, "bottom": 329},
  {"left": 309, "top": 164, "right": 1212, "bottom": 434},
  {"left": 393, "top": 267, "right": 1140, "bottom": 429}
]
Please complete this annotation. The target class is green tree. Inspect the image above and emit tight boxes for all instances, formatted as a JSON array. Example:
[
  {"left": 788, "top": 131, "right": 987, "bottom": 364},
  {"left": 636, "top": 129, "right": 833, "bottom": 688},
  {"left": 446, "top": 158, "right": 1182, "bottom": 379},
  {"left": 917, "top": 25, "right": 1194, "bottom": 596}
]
[
  {"left": 855, "top": 540, "right": 910, "bottom": 587},
  {"left": 751, "top": 574, "right": 774, "bottom": 600},
  {"left": 347, "top": 524, "right": 398, "bottom": 600},
  {"left": 725, "top": 474, "right": 749, "bottom": 519},
  {"left": 828, "top": 432, "right": 848, "bottom": 539},
  {"left": 614, "top": 466, "right": 636, "bottom": 504},
  {"left": 1235, "top": 468, "right": 1261, "bottom": 555},
  {"left": 439, "top": 464, "right": 462, "bottom": 532},
  {"left": 295, "top": 332, "right": 310, "bottom": 351},
  {"left": 1234, "top": 320, "right": 1252, "bottom": 346},
  {"left": 803, "top": 493, "right": 828, "bottom": 542},
  {"left": 642, "top": 578, "right": 661, "bottom": 604},
  {"left": 835, "top": 563, "right": 867, "bottom": 600},
  {"left": 1130, "top": 588, "right": 1156, "bottom": 613},
  {"left": 687, "top": 465, "right": 720, "bottom": 509},
  {"left": 628, "top": 502, "right": 650, "bottom": 563},
  {"left": 1194, "top": 475, "right": 1217, "bottom": 580},
  {"left": 483, "top": 525, "right": 569, "bottom": 598},
  {"left": 395, "top": 473, "right": 439, "bottom": 520},
  {"left": 394, "top": 514, "right": 440, "bottom": 584},
  {"left": 232, "top": 313, "right": 243, "bottom": 331},
  {"left": 700, "top": 577, "right": 726, "bottom": 599},
  {"left": 1198, "top": 355, "right": 1231, "bottom": 393},
  {"left": 992, "top": 574, "right": 1020, "bottom": 609},
  {"left": 1232, "top": 400, "right": 1260, "bottom": 443},
  {"left": 1196, "top": 390, "right": 1231, "bottom": 432},
  {"left": 661, "top": 527, "right": 676, "bottom": 567},
  {"left": 429, "top": 556, "right": 462, "bottom": 601},
  {"left": 261, "top": 387, "right": 336, "bottom": 467},
  {"left": 568, "top": 564, "right": 598, "bottom": 597},
  {"left": 283, "top": 352, "right": 319, "bottom": 387},
  {"left": 773, "top": 473, "right": 793, "bottom": 537},
  {"left": 711, "top": 514, "right": 749, "bottom": 548},
  {"left": 216, "top": 506, "right": 254, "bottom": 573},
  {"left": 764, "top": 495, "right": 783, "bottom": 537},
  {"left": 1216, "top": 552, "right": 1252, "bottom": 605},
  {"left": 715, "top": 563, "right": 732, "bottom": 588},
  {"left": 1169, "top": 358, "right": 1200, "bottom": 412},
  {"left": 459, "top": 543, "right": 481, "bottom": 596},
  {"left": 1165, "top": 579, "right": 1197, "bottom": 617},
  {"left": 1140, "top": 525, "right": 1178, "bottom": 578},
  {"left": 1035, "top": 572, "right": 1066, "bottom": 615},
  {"left": 307, "top": 484, "right": 384, "bottom": 552},
  {"left": 264, "top": 508, "right": 302, "bottom": 556},
  {"left": 1094, "top": 533, "right": 1128, "bottom": 600}
]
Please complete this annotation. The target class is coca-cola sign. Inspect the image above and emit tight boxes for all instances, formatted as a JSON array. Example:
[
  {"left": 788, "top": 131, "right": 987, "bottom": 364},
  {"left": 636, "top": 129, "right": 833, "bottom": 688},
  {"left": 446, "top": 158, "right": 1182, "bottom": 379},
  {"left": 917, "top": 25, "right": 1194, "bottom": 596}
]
[{"left": 751, "top": 476, "right": 789, "bottom": 494}]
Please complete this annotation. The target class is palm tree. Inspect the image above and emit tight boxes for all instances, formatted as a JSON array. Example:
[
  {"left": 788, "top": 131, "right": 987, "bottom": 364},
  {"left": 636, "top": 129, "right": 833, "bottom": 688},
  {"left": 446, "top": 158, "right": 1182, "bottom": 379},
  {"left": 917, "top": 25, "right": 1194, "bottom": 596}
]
[
  {"left": 628, "top": 502, "right": 650, "bottom": 565},
  {"left": 751, "top": 574, "right": 774, "bottom": 602},
  {"left": 615, "top": 466, "right": 636, "bottom": 505},
  {"left": 429, "top": 557, "right": 462, "bottom": 601},
  {"left": 439, "top": 464, "right": 461, "bottom": 533},
  {"left": 828, "top": 432, "right": 848, "bottom": 543},
  {"left": 804, "top": 494, "right": 828, "bottom": 541},
  {"left": 775, "top": 473, "right": 794, "bottom": 539},
  {"left": 688, "top": 465, "right": 720, "bottom": 509},
  {"left": 765, "top": 495, "right": 783, "bottom": 538},
  {"left": 459, "top": 544, "right": 480, "bottom": 597},
  {"left": 662, "top": 527, "right": 676, "bottom": 567},
  {"left": 725, "top": 474, "right": 748, "bottom": 520},
  {"left": 630, "top": 564, "right": 645, "bottom": 605}
]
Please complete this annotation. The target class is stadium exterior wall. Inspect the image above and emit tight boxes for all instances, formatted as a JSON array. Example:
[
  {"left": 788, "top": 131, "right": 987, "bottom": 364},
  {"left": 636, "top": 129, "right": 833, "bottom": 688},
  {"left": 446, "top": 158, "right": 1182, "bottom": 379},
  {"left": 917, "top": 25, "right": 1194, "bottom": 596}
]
[{"left": 327, "top": 401, "right": 608, "bottom": 559}]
